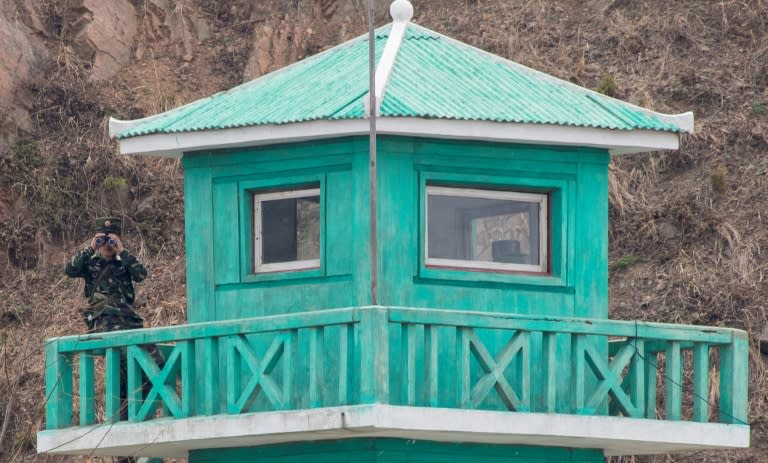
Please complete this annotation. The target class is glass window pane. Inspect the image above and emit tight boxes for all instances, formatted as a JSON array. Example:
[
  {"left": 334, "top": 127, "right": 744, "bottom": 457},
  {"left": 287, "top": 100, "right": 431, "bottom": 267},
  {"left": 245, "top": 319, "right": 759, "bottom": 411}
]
[
  {"left": 296, "top": 196, "right": 320, "bottom": 260},
  {"left": 427, "top": 187, "right": 545, "bottom": 271},
  {"left": 260, "top": 193, "right": 320, "bottom": 265}
]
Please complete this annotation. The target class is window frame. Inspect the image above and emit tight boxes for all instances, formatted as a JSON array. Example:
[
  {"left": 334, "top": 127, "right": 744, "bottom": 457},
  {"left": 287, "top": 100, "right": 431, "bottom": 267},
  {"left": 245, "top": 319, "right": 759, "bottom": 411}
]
[
  {"left": 252, "top": 187, "right": 321, "bottom": 274},
  {"left": 425, "top": 185, "right": 549, "bottom": 274}
]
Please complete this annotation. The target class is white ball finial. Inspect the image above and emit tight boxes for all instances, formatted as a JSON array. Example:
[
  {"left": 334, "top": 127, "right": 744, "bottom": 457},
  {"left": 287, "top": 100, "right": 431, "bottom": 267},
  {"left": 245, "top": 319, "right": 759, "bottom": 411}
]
[{"left": 390, "top": 0, "right": 413, "bottom": 23}]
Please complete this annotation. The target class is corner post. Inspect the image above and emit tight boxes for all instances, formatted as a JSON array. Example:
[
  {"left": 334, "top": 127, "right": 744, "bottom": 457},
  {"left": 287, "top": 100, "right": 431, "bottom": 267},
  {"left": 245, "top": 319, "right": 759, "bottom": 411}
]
[
  {"left": 360, "top": 307, "right": 389, "bottom": 403},
  {"left": 720, "top": 331, "right": 749, "bottom": 424},
  {"left": 45, "top": 340, "right": 73, "bottom": 430}
]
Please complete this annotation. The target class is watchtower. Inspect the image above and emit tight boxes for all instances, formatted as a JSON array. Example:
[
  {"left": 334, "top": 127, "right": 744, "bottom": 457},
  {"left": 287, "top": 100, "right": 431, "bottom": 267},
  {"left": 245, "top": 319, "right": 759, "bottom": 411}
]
[{"left": 38, "top": 2, "right": 749, "bottom": 461}]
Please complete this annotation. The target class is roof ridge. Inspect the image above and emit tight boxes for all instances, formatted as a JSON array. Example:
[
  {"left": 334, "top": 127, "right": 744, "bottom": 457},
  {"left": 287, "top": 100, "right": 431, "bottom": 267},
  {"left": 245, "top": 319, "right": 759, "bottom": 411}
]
[
  {"left": 364, "top": 9, "right": 412, "bottom": 116},
  {"left": 329, "top": 89, "right": 368, "bottom": 119},
  {"left": 585, "top": 93, "right": 641, "bottom": 130}
]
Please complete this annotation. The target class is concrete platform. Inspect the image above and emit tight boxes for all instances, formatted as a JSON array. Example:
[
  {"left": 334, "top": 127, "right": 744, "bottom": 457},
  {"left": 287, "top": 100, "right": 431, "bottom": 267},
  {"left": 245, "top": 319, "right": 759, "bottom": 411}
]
[{"left": 37, "top": 404, "right": 750, "bottom": 459}]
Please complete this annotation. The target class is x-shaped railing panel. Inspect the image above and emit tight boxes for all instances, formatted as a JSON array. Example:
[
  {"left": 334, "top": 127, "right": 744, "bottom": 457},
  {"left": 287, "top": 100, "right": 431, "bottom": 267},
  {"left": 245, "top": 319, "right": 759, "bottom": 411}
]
[
  {"left": 225, "top": 332, "right": 296, "bottom": 413},
  {"left": 457, "top": 328, "right": 530, "bottom": 411},
  {"left": 573, "top": 336, "right": 645, "bottom": 417},
  {"left": 127, "top": 342, "right": 192, "bottom": 422}
]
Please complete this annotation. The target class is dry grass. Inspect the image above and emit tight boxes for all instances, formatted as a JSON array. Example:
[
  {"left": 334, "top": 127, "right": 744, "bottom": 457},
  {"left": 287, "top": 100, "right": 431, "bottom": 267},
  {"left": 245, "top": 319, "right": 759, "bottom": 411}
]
[{"left": 1, "top": 0, "right": 767, "bottom": 461}]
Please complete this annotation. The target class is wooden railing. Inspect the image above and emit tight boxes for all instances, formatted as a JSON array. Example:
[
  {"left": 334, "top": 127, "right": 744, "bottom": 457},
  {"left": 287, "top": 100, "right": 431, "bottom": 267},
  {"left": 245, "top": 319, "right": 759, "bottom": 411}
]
[{"left": 44, "top": 306, "right": 748, "bottom": 431}]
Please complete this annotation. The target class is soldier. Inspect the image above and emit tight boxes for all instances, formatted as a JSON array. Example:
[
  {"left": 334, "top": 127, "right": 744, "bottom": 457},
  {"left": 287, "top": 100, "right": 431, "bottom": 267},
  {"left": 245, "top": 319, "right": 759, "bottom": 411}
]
[
  {"left": 65, "top": 217, "right": 147, "bottom": 332},
  {"left": 65, "top": 217, "right": 154, "bottom": 463}
]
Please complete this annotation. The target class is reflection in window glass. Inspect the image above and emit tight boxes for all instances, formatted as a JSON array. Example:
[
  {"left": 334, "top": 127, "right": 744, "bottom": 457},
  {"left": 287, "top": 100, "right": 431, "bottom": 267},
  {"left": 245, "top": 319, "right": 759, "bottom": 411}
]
[
  {"left": 426, "top": 186, "right": 547, "bottom": 272},
  {"left": 254, "top": 188, "right": 320, "bottom": 272}
]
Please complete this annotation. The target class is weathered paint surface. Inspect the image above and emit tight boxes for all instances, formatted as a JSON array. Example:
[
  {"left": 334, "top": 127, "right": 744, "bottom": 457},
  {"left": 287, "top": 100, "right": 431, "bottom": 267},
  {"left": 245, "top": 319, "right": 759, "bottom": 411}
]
[
  {"left": 183, "top": 137, "right": 372, "bottom": 322},
  {"left": 189, "top": 438, "right": 604, "bottom": 463},
  {"left": 375, "top": 137, "right": 608, "bottom": 319},
  {"left": 182, "top": 135, "right": 609, "bottom": 415},
  {"left": 182, "top": 135, "right": 608, "bottom": 322}
]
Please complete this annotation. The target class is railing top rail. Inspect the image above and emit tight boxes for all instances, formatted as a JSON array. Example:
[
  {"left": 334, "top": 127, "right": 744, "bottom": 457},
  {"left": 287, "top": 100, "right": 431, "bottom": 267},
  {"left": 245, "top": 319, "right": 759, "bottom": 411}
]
[
  {"left": 386, "top": 307, "right": 742, "bottom": 344},
  {"left": 47, "top": 305, "right": 744, "bottom": 354},
  {"left": 51, "top": 307, "right": 360, "bottom": 353}
]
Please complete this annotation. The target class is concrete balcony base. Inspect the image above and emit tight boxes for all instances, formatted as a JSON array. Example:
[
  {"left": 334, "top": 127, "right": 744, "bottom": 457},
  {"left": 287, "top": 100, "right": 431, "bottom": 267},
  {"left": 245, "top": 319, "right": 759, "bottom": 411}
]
[{"left": 37, "top": 404, "right": 749, "bottom": 459}]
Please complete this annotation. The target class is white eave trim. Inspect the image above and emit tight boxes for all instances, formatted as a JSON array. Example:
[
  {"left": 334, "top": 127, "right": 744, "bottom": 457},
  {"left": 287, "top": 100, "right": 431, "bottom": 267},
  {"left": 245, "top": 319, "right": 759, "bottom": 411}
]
[
  {"left": 109, "top": 97, "right": 219, "bottom": 139},
  {"left": 37, "top": 404, "right": 750, "bottom": 459},
  {"left": 111, "top": 117, "right": 683, "bottom": 158},
  {"left": 109, "top": 115, "right": 159, "bottom": 138},
  {"left": 655, "top": 110, "right": 694, "bottom": 133}
]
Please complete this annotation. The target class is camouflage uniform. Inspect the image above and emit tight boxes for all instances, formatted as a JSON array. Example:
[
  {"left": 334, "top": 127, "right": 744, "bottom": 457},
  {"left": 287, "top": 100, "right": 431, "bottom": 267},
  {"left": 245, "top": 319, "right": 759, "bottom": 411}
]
[
  {"left": 65, "top": 218, "right": 158, "bottom": 440},
  {"left": 65, "top": 246, "right": 147, "bottom": 332}
]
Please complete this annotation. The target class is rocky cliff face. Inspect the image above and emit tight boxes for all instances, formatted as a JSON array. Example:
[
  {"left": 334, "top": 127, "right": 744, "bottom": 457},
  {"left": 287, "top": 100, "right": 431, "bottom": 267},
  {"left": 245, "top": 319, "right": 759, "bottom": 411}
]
[
  {"left": 0, "top": 1, "right": 46, "bottom": 150},
  {"left": 0, "top": 1, "right": 766, "bottom": 462}
]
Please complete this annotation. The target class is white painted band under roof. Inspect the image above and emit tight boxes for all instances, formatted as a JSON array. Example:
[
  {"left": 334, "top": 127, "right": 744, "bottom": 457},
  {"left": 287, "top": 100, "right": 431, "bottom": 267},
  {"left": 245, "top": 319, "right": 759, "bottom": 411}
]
[
  {"left": 112, "top": 117, "right": 681, "bottom": 158},
  {"left": 37, "top": 404, "right": 750, "bottom": 458}
]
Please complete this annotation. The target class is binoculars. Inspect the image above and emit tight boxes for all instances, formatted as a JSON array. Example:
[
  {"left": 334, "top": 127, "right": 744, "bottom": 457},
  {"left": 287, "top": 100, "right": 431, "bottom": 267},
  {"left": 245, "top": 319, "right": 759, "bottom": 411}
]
[{"left": 95, "top": 235, "right": 117, "bottom": 247}]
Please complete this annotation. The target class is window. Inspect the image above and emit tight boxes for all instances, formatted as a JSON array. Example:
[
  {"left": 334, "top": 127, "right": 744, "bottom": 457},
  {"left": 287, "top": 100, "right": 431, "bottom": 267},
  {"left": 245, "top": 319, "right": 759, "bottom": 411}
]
[
  {"left": 426, "top": 186, "right": 548, "bottom": 273},
  {"left": 253, "top": 187, "right": 320, "bottom": 273}
]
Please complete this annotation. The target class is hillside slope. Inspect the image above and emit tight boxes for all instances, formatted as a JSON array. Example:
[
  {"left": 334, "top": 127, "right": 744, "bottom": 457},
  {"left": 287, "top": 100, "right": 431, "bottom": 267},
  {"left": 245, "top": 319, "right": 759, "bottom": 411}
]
[{"left": 0, "top": 1, "right": 766, "bottom": 462}]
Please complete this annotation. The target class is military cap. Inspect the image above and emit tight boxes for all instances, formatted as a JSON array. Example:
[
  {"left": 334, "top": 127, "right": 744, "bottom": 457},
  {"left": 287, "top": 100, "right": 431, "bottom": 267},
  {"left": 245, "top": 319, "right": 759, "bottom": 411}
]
[{"left": 96, "top": 217, "right": 122, "bottom": 235}]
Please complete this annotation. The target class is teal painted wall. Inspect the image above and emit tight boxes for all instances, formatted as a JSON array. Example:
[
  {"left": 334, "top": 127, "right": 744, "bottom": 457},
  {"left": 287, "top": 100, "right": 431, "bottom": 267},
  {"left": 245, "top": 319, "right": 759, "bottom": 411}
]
[
  {"left": 182, "top": 135, "right": 609, "bottom": 323},
  {"left": 190, "top": 438, "right": 604, "bottom": 463},
  {"left": 183, "top": 138, "right": 372, "bottom": 323},
  {"left": 376, "top": 137, "right": 608, "bottom": 320}
]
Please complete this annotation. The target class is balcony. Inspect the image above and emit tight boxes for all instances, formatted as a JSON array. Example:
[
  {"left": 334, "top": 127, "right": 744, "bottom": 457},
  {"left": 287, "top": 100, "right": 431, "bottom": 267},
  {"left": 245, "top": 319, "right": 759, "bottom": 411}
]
[{"left": 38, "top": 306, "right": 749, "bottom": 459}]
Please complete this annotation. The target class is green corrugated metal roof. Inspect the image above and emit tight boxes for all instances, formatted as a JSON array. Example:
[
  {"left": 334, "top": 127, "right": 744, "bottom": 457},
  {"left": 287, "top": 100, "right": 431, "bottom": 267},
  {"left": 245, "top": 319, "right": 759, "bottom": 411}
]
[{"left": 117, "top": 23, "right": 682, "bottom": 139}]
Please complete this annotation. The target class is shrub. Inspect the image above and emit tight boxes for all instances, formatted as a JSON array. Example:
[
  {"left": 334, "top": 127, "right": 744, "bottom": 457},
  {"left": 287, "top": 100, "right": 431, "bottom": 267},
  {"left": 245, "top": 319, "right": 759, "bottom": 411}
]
[
  {"left": 597, "top": 75, "right": 618, "bottom": 97},
  {"left": 751, "top": 102, "right": 767, "bottom": 115},
  {"left": 613, "top": 254, "right": 638, "bottom": 270},
  {"left": 710, "top": 165, "right": 727, "bottom": 195}
]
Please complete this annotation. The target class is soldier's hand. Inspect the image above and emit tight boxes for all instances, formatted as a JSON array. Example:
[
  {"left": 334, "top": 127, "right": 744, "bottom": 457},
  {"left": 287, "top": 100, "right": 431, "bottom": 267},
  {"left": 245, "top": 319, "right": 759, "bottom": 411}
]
[
  {"left": 91, "top": 233, "right": 105, "bottom": 250},
  {"left": 111, "top": 234, "right": 125, "bottom": 253}
]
